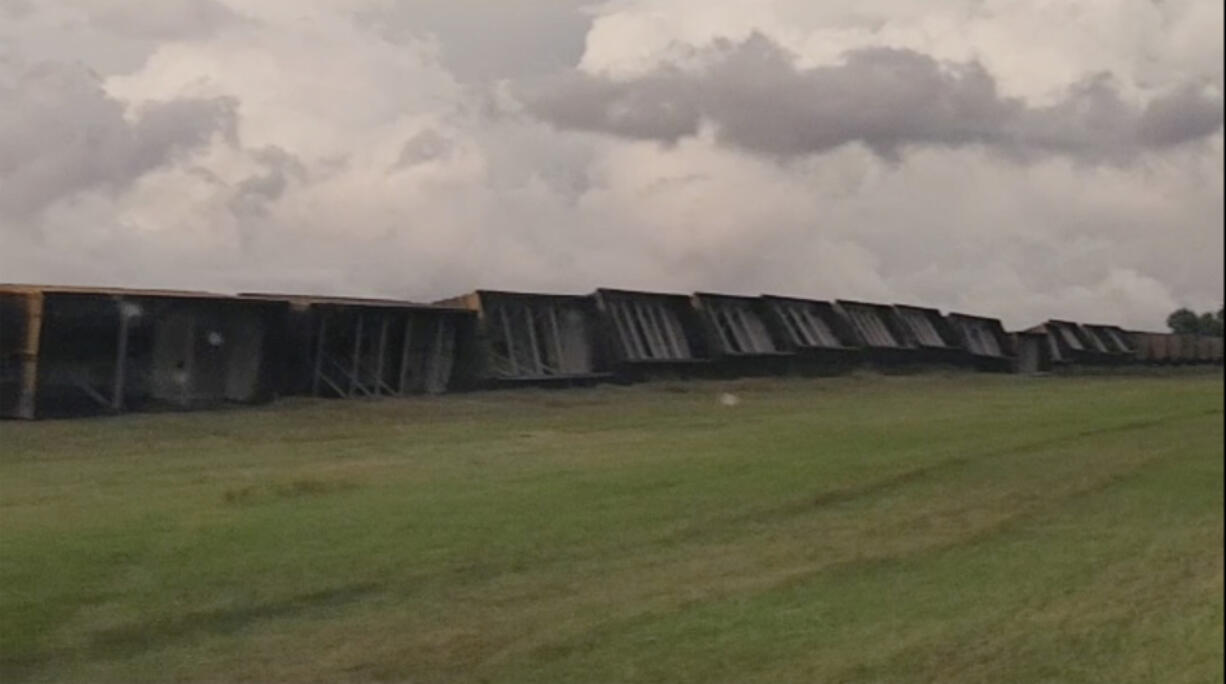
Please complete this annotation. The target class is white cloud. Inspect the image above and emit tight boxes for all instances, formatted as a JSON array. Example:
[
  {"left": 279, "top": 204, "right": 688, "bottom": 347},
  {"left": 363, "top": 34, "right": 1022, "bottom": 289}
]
[
  {"left": 0, "top": 0, "right": 1220, "bottom": 331},
  {"left": 526, "top": 35, "right": 1223, "bottom": 162},
  {"left": 0, "top": 60, "right": 236, "bottom": 221}
]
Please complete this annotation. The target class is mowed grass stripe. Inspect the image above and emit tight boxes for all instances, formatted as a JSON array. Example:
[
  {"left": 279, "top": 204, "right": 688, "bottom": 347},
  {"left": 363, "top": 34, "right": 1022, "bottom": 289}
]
[
  {"left": 485, "top": 411, "right": 1216, "bottom": 681},
  {"left": 376, "top": 406, "right": 1221, "bottom": 682},
  {"left": 0, "top": 372, "right": 1221, "bottom": 683}
]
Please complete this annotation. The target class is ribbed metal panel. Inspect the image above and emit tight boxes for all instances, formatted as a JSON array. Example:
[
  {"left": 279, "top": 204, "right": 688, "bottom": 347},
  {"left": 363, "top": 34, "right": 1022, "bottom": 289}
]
[
  {"left": 769, "top": 300, "right": 841, "bottom": 348},
  {"left": 608, "top": 298, "right": 692, "bottom": 361},
  {"left": 951, "top": 317, "right": 1004, "bottom": 357},
  {"left": 704, "top": 299, "right": 776, "bottom": 354},
  {"left": 896, "top": 308, "right": 944, "bottom": 347},
  {"left": 840, "top": 304, "right": 901, "bottom": 348}
]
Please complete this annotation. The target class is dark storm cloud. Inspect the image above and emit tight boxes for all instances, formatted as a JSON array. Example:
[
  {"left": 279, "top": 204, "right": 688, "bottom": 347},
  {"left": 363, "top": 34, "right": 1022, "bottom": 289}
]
[
  {"left": 228, "top": 146, "right": 306, "bottom": 217},
  {"left": 0, "top": 61, "right": 237, "bottom": 220},
  {"left": 524, "top": 66, "right": 703, "bottom": 142},
  {"left": 1138, "top": 83, "right": 1226, "bottom": 145},
  {"left": 86, "top": 0, "right": 243, "bottom": 41},
  {"left": 395, "top": 129, "right": 453, "bottom": 168},
  {"left": 356, "top": 0, "right": 592, "bottom": 82},
  {"left": 0, "top": 1, "right": 248, "bottom": 77},
  {"left": 523, "top": 33, "right": 1224, "bottom": 161}
]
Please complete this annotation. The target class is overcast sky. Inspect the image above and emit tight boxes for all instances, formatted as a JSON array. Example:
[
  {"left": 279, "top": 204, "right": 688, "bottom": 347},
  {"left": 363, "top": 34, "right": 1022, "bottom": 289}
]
[{"left": 1, "top": 0, "right": 1221, "bottom": 329}]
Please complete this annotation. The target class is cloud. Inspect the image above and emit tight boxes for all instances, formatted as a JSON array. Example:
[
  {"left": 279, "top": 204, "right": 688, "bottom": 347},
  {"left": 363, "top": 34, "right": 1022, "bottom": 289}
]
[
  {"left": 227, "top": 145, "right": 306, "bottom": 220},
  {"left": 0, "top": 1, "right": 1220, "bottom": 334},
  {"left": 0, "top": 0, "right": 247, "bottom": 76},
  {"left": 356, "top": 0, "right": 593, "bottom": 82},
  {"left": 1138, "top": 83, "right": 1226, "bottom": 145},
  {"left": 524, "top": 33, "right": 1223, "bottom": 162},
  {"left": 0, "top": 60, "right": 236, "bottom": 221},
  {"left": 83, "top": 0, "right": 243, "bottom": 41},
  {"left": 395, "top": 129, "right": 453, "bottom": 168}
]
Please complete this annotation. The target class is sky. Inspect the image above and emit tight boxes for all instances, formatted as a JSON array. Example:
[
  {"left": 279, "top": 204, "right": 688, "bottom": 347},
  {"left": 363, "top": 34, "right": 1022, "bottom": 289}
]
[{"left": 0, "top": 0, "right": 1222, "bottom": 330}]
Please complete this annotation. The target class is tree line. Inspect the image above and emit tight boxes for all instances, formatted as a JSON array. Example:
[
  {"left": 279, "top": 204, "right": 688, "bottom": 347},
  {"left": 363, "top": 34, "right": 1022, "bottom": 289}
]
[{"left": 1167, "top": 306, "right": 1224, "bottom": 337}]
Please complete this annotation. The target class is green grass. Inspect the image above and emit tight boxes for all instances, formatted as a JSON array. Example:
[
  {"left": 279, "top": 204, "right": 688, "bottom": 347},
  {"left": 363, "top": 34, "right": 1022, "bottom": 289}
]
[{"left": 0, "top": 371, "right": 1222, "bottom": 683}]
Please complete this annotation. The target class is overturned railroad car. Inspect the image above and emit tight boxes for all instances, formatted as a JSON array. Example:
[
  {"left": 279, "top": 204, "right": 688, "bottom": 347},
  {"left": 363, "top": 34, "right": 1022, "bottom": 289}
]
[
  {"left": 759, "top": 295, "right": 860, "bottom": 373},
  {"left": 1082, "top": 324, "right": 1135, "bottom": 364},
  {"left": 591, "top": 288, "right": 711, "bottom": 379},
  {"left": 891, "top": 304, "right": 969, "bottom": 366},
  {"left": 691, "top": 293, "right": 794, "bottom": 376},
  {"left": 1023, "top": 324, "right": 1070, "bottom": 366},
  {"left": 243, "top": 294, "right": 474, "bottom": 397},
  {"left": 1010, "top": 329, "right": 1054, "bottom": 373},
  {"left": 946, "top": 313, "right": 1014, "bottom": 372},
  {"left": 437, "top": 290, "right": 610, "bottom": 386},
  {"left": 1, "top": 285, "right": 286, "bottom": 419},
  {"left": 1040, "top": 320, "right": 1115, "bottom": 365},
  {"left": 833, "top": 300, "right": 918, "bottom": 368}
]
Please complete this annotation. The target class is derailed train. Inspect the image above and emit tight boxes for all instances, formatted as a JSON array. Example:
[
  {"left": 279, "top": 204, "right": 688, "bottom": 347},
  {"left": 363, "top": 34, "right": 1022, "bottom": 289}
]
[{"left": 0, "top": 283, "right": 1221, "bottom": 419}]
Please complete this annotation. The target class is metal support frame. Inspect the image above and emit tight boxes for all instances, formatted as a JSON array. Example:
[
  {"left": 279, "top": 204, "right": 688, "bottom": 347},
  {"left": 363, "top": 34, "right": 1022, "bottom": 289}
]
[
  {"left": 732, "top": 306, "right": 765, "bottom": 352},
  {"left": 425, "top": 316, "right": 456, "bottom": 393},
  {"left": 498, "top": 305, "right": 519, "bottom": 376},
  {"left": 312, "top": 315, "right": 327, "bottom": 396},
  {"left": 398, "top": 314, "right": 415, "bottom": 395},
  {"left": 522, "top": 305, "right": 543, "bottom": 375},
  {"left": 307, "top": 310, "right": 417, "bottom": 399},
  {"left": 349, "top": 314, "right": 364, "bottom": 396},
  {"left": 631, "top": 304, "right": 656, "bottom": 358},
  {"left": 315, "top": 363, "right": 348, "bottom": 396},
  {"left": 323, "top": 354, "right": 373, "bottom": 397},
  {"left": 374, "top": 315, "right": 389, "bottom": 396},
  {"left": 485, "top": 298, "right": 587, "bottom": 379},
  {"left": 72, "top": 373, "right": 112, "bottom": 409},
  {"left": 180, "top": 315, "right": 196, "bottom": 407},
  {"left": 654, "top": 303, "right": 686, "bottom": 358},
  {"left": 614, "top": 298, "right": 686, "bottom": 361},
  {"left": 111, "top": 297, "right": 132, "bottom": 411},
  {"left": 843, "top": 306, "right": 900, "bottom": 348},
  {"left": 546, "top": 305, "right": 563, "bottom": 370},
  {"left": 614, "top": 301, "right": 645, "bottom": 360},
  {"left": 777, "top": 304, "right": 813, "bottom": 347},
  {"left": 707, "top": 304, "right": 736, "bottom": 354},
  {"left": 16, "top": 292, "right": 44, "bottom": 419}
]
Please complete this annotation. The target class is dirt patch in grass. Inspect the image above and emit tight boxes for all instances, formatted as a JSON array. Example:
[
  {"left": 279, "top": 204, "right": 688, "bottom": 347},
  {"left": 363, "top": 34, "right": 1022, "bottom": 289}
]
[{"left": 222, "top": 478, "right": 360, "bottom": 505}]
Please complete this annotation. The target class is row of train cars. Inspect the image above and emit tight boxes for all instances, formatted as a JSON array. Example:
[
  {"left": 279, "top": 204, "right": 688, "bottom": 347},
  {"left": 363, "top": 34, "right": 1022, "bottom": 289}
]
[{"left": 0, "top": 283, "right": 1222, "bottom": 418}]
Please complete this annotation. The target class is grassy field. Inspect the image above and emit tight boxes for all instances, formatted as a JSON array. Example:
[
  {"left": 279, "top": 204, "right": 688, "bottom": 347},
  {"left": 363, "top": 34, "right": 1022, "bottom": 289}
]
[{"left": 0, "top": 371, "right": 1222, "bottom": 683}]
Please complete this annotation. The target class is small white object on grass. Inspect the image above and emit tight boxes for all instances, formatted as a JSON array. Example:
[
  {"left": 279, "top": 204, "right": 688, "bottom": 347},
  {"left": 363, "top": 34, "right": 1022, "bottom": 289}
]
[{"left": 719, "top": 392, "right": 740, "bottom": 407}]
